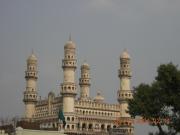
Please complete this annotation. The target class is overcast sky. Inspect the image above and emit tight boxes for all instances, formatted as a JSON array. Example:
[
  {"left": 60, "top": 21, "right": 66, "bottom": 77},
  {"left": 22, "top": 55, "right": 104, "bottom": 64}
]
[{"left": 0, "top": 0, "right": 180, "bottom": 134}]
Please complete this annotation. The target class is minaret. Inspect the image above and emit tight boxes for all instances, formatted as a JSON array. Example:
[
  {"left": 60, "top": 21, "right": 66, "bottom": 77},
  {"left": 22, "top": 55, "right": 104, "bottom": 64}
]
[
  {"left": 60, "top": 36, "right": 77, "bottom": 130},
  {"left": 23, "top": 51, "right": 38, "bottom": 119},
  {"left": 61, "top": 36, "right": 77, "bottom": 112},
  {"left": 117, "top": 50, "right": 134, "bottom": 135},
  {"left": 79, "top": 62, "right": 91, "bottom": 100}
]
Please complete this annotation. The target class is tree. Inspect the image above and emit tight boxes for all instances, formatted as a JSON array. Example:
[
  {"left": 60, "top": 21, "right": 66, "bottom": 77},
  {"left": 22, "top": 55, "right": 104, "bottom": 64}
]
[
  {"left": 156, "top": 63, "right": 180, "bottom": 134},
  {"left": 128, "top": 63, "right": 180, "bottom": 135}
]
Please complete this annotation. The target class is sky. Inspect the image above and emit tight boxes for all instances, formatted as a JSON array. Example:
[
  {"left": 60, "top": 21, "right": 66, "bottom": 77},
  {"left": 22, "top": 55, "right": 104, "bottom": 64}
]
[{"left": 0, "top": 0, "right": 180, "bottom": 134}]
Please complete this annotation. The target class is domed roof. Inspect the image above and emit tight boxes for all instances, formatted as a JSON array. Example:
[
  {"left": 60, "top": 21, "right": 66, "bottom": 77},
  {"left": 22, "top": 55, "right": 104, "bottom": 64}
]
[
  {"left": 27, "top": 51, "right": 37, "bottom": 62},
  {"left": 94, "top": 91, "right": 104, "bottom": 102},
  {"left": 48, "top": 91, "right": 55, "bottom": 97},
  {"left": 64, "top": 35, "right": 76, "bottom": 49},
  {"left": 81, "top": 61, "right": 89, "bottom": 69},
  {"left": 120, "top": 49, "right": 130, "bottom": 59},
  {"left": 16, "top": 127, "right": 23, "bottom": 131}
]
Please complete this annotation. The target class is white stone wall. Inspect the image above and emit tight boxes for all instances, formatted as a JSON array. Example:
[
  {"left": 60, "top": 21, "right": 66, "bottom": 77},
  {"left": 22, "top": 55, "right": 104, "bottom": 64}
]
[
  {"left": 80, "top": 86, "right": 89, "bottom": 98},
  {"left": 25, "top": 103, "right": 35, "bottom": 118},
  {"left": 120, "top": 77, "right": 130, "bottom": 90},
  {"left": 0, "top": 130, "right": 8, "bottom": 135},
  {"left": 63, "top": 97, "right": 74, "bottom": 112},
  {"left": 120, "top": 103, "right": 130, "bottom": 117},
  {"left": 63, "top": 69, "right": 75, "bottom": 83},
  {"left": 26, "top": 79, "right": 36, "bottom": 89},
  {"left": 15, "top": 127, "right": 66, "bottom": 135}
]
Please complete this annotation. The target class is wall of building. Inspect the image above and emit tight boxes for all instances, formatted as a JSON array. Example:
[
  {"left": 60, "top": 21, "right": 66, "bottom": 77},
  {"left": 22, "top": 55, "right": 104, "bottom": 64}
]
[
  {"left": 15, "top": 127, "right": 66, "bottom": 135},
  {"left": 25, "top": 103, "right": 35, "bottom": 118},
  {"left": 0, "top": 130, "right": 8, "bottom": 135}
]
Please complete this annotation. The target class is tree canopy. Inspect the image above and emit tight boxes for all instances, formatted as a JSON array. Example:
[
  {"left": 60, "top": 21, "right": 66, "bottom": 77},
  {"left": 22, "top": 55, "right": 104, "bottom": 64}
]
[{"left": 128, "top": 63, "right": 180, "bottom": 135}]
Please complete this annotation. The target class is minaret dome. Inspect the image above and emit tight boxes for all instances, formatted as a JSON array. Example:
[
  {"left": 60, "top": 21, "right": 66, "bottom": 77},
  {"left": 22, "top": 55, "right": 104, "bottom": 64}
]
[
  {"left": 120, "top": 49, "right": 130, "bottom": 59},
  {"left": 81, "top": 62, "right": 90, "bottom": 69},
  {"left": 27, "top": 53, "right": 37, "bottom": 62},
  {"left": 64, "top": 36, "right": 76, "bottom": 49}
]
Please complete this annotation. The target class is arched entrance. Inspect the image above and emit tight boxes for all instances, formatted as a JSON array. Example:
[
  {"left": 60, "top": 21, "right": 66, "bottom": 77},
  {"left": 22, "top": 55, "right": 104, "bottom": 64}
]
[
  {"left": 101, "top": 124, "right": 105, "bottom": 130},
  {"left": 107, "top": 125, "right": 111, "bottom": 131},
  {"left": 88, "top": 123, "right": 93, "bottom": 130},
  {"left": 77, "top": 123, "right": 80, "bottom": 129},
  {"left": 67, "top": 125, "right": 70, "bottom": 129},
  {"left": 82, "top": 123, "right": 86, "bottom": 130}
]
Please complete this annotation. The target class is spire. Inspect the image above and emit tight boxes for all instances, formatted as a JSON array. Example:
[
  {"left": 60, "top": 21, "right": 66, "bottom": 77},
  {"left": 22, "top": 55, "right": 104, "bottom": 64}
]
[
  {"left": 124, "top": 48, "right": 127, "bottom": 52},
  {"left": 69, "top": 33, "right": 72, "bottom": 41},
  {"left": 64, "top": 34, "right": 76, "bottom": 49},
  {"left": 81, "top": 60, "right": 89, "bottom": 69},
  {"left": 83, "top": 60, "right": 88, "bottom": 66},
  {"left": 83, "top": 59, "right": 87, "bottom": 63},
  {"left": 31, "top": 48, "right": 34, "bottom": 55},
  {"left": 27, "top": 49, "right": 37, "bottom": 62},
  {"left": 97, "top": 90, "right": 101, "bottom": 96}
]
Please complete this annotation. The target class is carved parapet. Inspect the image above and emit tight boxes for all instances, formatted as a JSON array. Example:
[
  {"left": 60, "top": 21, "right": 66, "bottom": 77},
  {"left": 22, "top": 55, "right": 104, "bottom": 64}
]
[
  {"left": 117, "top": 90, "right": 133, "bottom": 102},
  {"left": 61, "top": 83, "right": 77, "bottom": 96},
  {"left": 62, "top": 59, "right": 76, "bottom": 69}
]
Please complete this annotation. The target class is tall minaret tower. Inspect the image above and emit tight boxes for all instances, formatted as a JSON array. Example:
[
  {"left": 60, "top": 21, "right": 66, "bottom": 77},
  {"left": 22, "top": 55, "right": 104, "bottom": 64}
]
[
  {"left": 60, "top": 36, "right": 77, "bottom": 130},
  {"left": 23, "top": 51, "right": 38, "bottom": 119},
  {"left": 61, "top": 36, "right": 77, "bottom": 112},
  {"left": 117, "top": 50, "right": 134, "bottom": 135},
  {"left": 79, "top": 62, "right": 91, "bottom": 100}
]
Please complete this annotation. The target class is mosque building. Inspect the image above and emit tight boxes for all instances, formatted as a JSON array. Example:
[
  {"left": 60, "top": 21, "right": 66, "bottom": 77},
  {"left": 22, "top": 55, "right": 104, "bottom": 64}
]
[{"left": 22, "top": 36, "right": 134, "bottom": 135}]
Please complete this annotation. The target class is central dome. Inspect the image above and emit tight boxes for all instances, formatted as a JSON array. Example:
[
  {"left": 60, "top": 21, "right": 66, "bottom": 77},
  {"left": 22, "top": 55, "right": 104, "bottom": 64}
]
[{"left": 94, "top": 91, "right": 104, "bottom": 103}]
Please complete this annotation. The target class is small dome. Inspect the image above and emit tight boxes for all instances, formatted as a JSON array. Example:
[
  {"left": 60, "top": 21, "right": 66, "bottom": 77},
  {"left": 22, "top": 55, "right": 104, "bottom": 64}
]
[
  {"left": 16, "top": 127, "right": 23, "bottom": 131},
  {"left": 64, "top": 40, "right": 76, "bottom": 49},
  {"left": 94, "top": 91, "right": 104, "bottom": 102},
  {"left": 120, "top": 49, "right": 130, "bottom": 59},
  {"left": 64, "top": 35, "right": 76, "bottom": 49},
  {"left": 81, "top": 61, "right": 89, "bottom": 69},
  {"left": 48, "top": 91, "right": 55, "bottom": 97},
  {"left": 27, "top": 53, "right": 37, "bottom": 62}
]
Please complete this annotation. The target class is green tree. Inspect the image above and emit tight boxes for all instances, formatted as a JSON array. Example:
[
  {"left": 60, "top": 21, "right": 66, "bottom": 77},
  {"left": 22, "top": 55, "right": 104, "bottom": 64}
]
[{"left": 128, "top": 63, "right": 180, "bottom": 135}]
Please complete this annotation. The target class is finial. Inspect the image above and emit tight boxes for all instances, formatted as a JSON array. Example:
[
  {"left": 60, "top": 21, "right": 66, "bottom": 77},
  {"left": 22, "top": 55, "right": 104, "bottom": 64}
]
[
  {"left": 69, "top": 33, "right": 72, "bottom": 41},
  {"left": 97, "top": 90, "right": 101, "bottom": 95},
  {"left": 31, "top": 49, "right": 34, "bottom": 54},
  {"left": 124, "top": 48, "right": 128, "bottom": 52},
  {"left": 83, "top": 59, "right": 87, "bottom": 63},
  {"left": 120, "top": 48, "right": 130, "bottom": 59},
  {"left": 82, "top": 60, "right": 89, "bottom": 68}
]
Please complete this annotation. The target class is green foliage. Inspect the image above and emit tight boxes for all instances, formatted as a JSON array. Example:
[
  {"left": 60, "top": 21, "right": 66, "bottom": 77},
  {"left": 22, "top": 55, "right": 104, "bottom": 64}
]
[
  {"left": 156, "top": 63, "right": 180, "bottom": 107},
  {"left": 129, "top": 83, "right": 167, "bottom": 121},
  {"left": 128, "top": 63, "right": 180, "bottom": 134}
]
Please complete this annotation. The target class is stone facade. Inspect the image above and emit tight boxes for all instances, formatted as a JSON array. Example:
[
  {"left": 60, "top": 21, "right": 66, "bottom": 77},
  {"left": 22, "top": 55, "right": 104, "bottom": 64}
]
[
  {"left": 23, "top": 37, "right": 134, "bottom": 135},
  {"left": 0, "top": 130, "right": 8, "bottom": 135},
  {"left": 15, "top": 127, "right": 66, "bottom": 135}
]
